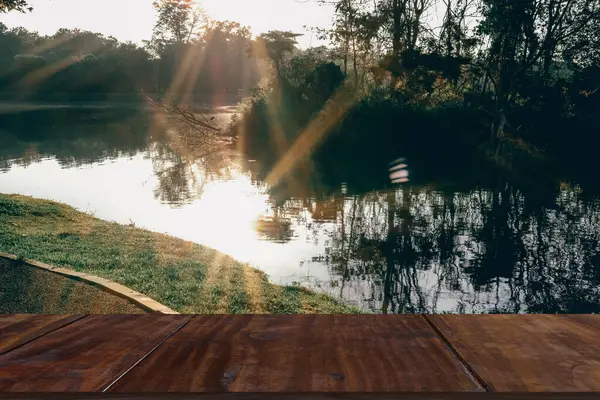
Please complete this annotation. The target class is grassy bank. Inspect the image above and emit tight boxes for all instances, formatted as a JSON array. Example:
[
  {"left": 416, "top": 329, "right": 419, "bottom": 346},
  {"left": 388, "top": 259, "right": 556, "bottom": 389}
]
[{"left": 0, "top": 194, "right": 361, "bottom": 314}]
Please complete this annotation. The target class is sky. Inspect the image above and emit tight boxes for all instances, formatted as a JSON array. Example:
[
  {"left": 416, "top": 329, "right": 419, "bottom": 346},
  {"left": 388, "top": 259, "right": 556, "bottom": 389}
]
[{"left": 0, "top": 0, "right": 335, "bottom": 48}]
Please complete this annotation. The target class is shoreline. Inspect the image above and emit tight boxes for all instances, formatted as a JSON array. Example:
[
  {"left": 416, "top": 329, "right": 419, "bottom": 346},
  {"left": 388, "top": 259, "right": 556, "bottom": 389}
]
[
  {"left": 0, "top": 193, "right": 363, "bottom": 314},
  {"left": 0, "top": 101, "right": 239, "bottom": 112}
]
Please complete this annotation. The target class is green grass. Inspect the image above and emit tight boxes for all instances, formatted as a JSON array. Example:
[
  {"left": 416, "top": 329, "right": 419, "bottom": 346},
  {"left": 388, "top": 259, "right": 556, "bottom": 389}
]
[{"left": 0, "top": 194, "right": 363, "bottom": 314}]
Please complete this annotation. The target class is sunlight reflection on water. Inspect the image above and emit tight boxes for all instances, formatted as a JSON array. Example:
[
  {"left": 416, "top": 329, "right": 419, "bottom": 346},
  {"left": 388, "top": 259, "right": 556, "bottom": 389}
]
[
  {"left": 0, "top": 155, "right": 333, "bottom": 287},
  {"left": 173, "top": 172, "right": 272, "bottom": 257}
]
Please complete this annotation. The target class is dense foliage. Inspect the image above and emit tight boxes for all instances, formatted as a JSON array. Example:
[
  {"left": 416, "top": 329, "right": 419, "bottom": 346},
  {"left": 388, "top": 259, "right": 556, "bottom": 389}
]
[{"left": 231, "top": 0, "right": 600, "bottom": 188}]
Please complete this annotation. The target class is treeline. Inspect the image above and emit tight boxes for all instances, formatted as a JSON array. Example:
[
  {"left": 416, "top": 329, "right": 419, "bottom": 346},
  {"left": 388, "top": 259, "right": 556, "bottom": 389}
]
[
  {"left": 0, "top": 3, "right": 263, "bottom": 103},
  {"left": 0, "top": 27, "right": 154, "bottom": 101}
]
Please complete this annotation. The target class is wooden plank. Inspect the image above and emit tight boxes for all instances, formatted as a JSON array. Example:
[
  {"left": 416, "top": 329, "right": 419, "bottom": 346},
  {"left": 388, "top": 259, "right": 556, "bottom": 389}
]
[
  {"left": 0, "top": 314, "right": 191, "bottom": 392},
  {"left": 426, "top": 315, "right": 600, "bottom": 392},
  {"left": 0, "top": 395, "right": 598, "bottom": 400},
  {"left": 109, "top": 315, "right": 481, "bottom": 392},
  {"left": 0, "top": 315, "right": 85, "bottom": 356}
]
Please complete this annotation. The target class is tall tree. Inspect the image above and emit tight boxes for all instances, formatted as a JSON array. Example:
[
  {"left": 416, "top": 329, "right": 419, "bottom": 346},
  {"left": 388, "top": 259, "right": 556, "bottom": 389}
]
[
  {"left": 317, "top": 0, "right": 382, "bottom": 91},
  {"left": 197, "top": 20, "right": 255, "bottom": 94},
  {"left": 151, "top": 0, "right": 205, "bottom": 50},
  {"left": 438, "top": 0, "right": 478, "bottom": 58}
]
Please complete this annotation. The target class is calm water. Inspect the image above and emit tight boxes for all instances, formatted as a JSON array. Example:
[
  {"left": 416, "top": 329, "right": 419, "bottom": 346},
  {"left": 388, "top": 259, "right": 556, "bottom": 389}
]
[{"left": 2, "top": 108, "right": 600, "bottom": 313}]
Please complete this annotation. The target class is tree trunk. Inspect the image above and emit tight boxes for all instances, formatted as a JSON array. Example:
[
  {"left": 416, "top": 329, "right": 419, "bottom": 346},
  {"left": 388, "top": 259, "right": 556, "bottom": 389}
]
[
  {"left": 390, "top": 0, "right": 404, "bottom": 89},
  {"left": 352, "top": 36, "right": 359, "bottom": 89}
]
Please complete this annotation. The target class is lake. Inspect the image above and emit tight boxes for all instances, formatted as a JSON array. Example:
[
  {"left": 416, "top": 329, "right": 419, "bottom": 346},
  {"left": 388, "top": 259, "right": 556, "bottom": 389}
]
[{"left": 1, "top": 107, "right": 600, "bottom": 313}]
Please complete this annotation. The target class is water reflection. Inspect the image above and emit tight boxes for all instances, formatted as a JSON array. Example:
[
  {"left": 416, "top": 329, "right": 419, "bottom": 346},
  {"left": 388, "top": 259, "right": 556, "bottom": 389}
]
[
  {"left": 1, "top": 109, "right": 600, "bottom": 313},
  {"left": 0, "top": 108, "right": 148, "bottom": 171}
]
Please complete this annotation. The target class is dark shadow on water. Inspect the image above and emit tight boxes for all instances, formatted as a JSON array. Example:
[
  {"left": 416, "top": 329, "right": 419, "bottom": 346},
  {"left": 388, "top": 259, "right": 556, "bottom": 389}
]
[{"left": 0, "top": 108, "right": 150, "bottom": 171}]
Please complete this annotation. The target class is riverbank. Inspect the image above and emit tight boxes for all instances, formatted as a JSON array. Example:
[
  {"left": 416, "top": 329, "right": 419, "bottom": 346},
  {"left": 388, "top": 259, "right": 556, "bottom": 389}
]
[{"left": 0, "top": 194, "right": 361, "bottom": 314}]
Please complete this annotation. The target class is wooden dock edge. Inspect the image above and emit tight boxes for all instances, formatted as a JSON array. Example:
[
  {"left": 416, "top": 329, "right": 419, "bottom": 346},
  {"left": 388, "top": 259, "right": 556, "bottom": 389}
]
[{"left": 0, "top": 252, "right": 178, "bottom": 314}]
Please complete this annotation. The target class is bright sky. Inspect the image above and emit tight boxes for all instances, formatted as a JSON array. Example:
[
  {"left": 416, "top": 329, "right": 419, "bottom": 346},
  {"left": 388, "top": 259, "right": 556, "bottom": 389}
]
[{"left": 0, "top": 0, "right": 334, "bottom": 48}]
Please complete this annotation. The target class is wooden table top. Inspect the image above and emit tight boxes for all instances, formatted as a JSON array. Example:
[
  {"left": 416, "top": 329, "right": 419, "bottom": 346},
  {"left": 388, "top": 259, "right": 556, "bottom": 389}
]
[{"left": 0, "top": 314, "right": 599, "bottom": 393}]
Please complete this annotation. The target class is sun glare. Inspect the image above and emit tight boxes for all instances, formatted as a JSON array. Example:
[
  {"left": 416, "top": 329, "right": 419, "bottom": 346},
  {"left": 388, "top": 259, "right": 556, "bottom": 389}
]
[{"left": 176, "top": 169, "right": 272, "bottom": 261}]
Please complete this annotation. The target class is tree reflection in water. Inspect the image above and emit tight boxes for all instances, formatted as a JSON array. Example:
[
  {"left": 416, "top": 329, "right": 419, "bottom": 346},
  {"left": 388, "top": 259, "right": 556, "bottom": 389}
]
[
  {"left": 0, "top": 109, "right": 149, "bottom": 171},
  {"left": 146, "top": 133, "right": 600, "bottom": 313},
  {"left": 3, "top": 109, "right": 600, "bottom": 314},
  {"left": 319, "top": 183, "right": 600, "bottom": 314}
]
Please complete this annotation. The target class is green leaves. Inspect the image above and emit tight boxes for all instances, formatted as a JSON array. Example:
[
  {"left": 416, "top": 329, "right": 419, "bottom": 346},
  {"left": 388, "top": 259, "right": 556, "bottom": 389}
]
[{"left": 0, "top": 0, "right": 33, "bottom": 13}]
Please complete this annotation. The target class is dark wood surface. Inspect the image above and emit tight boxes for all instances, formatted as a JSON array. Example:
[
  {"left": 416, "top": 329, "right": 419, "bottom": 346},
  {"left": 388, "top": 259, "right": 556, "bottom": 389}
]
[
  {"left": 108, "top": 315, "right": 481, "bottom": 392},
  {"left": 0, "top": 315, "right": 599, "bottom": 393},
  {"left": 426, "top": 315, "right": 600, "bottom": 392},
  {"left": 1, "top": 394, "right": 599, "bottom": 400},
  {"left": 0, "top": 314, "right": 84, "bottom": 355},
  {"left": 0, "top": 315, "right": 191, "bottom": 392}
]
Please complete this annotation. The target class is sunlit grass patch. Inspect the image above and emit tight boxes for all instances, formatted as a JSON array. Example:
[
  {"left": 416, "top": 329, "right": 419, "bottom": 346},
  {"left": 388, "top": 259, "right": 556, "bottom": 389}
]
[{"left": 0, "top": 193, "right": 362, "bottom": 314}]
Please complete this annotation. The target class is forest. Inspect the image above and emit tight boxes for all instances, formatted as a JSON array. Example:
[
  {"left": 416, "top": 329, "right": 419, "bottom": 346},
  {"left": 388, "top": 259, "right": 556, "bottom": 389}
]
[
  {"left": 1, "top": 0, "right": 600, "bottom": 188},
  {"left": 2, "top": 0, "right": 600, "bottom": 314}
]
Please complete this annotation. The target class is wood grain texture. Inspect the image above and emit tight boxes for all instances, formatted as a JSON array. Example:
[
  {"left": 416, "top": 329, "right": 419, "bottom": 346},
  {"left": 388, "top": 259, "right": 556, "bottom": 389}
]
[
  {"left": 109, "top": 315, "right": 481, "bottom": 392},
  {"left": 0, "top": 314, "right": 192, "bottom": 392},
  {"left": 426, "top": 315, "right": 600, "bottom": 392},
  {"left": 1, "top": 395, "right": 599, "bottom": 400},
  {"left": 0, "top": 314, "right": 85, "bottom": 355}
]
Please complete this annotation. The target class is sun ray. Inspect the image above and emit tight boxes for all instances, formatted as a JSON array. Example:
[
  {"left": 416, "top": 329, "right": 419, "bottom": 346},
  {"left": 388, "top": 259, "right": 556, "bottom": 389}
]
[
  {"left": 12, "top": 41, "right": 107, "bottom": 101},
  {"left": 264, "top": 80, "right": 361, "bottom": 187}
]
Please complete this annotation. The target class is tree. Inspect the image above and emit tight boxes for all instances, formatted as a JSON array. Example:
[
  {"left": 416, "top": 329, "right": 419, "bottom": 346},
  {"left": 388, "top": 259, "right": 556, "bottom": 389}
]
[
  {"left": 282, "top": 46, "right": 332, "bottom": 86},
  {"left": 0, "top": 0, "right": 32, "bottom": 13},
  {"left": 328, "top": 0, "right": 359, "bottom": 77},
  {"left": 303, "top": 62, "right": 346, "bottom": 105},
  {"left": 437, "top": 0, "right": 478, "bottom": 58},
  {"left": 316, "top": 0, "right": 385, "bottom": 91},
  {"left": 198, "top": 20, "right": 255, "bottom": 94},
  {"left": 251, "top": 30, "right": 303, "bottom": 73},
  {"left": 151, "top": 0, "right": 206, "bottom": 51},
  {"left": 0, "top": 24, "right": 156, "bottom": 100},
  {"left": 470, "top": 0, "right": 600, "bottom": 142}
]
